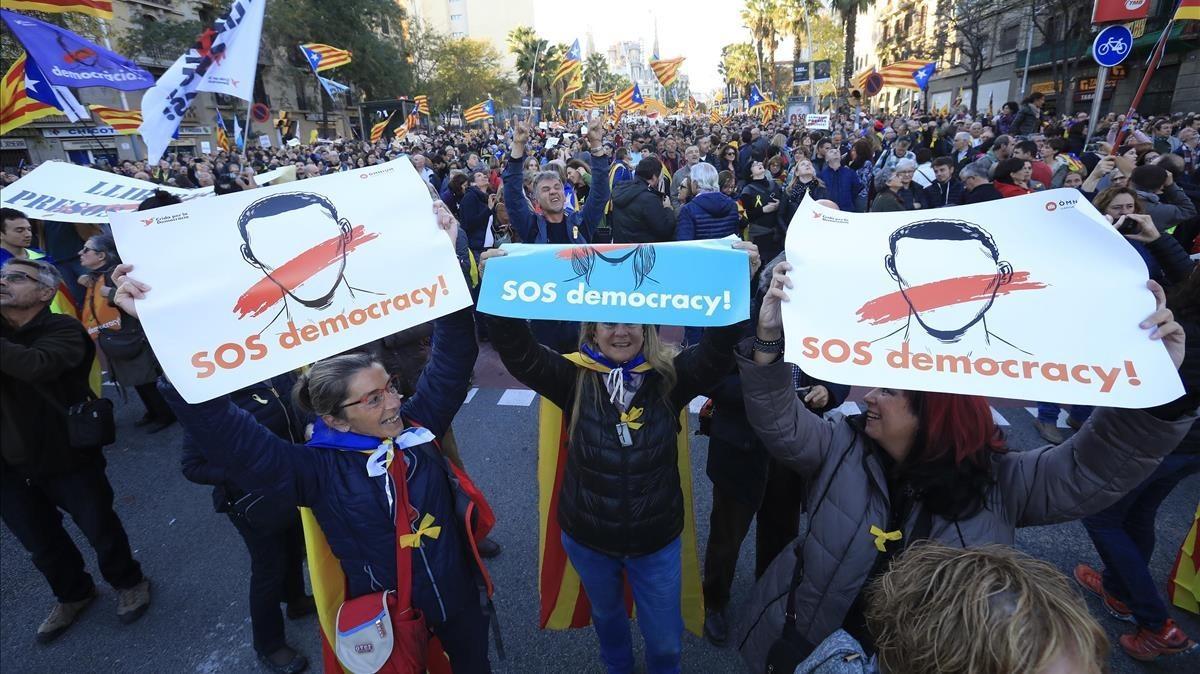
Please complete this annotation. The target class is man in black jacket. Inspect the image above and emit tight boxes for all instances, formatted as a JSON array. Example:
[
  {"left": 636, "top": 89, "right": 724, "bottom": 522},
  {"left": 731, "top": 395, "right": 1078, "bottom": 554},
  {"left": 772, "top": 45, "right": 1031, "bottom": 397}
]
[
  {"left": 0, "top": 258, "right": 150, "bottom": 643},
  {"left": 609, "top": 157, "right": 677, "bottom": 243},
  {"left": 959, "top": 160, "right": 1004, "bottom": 204}
]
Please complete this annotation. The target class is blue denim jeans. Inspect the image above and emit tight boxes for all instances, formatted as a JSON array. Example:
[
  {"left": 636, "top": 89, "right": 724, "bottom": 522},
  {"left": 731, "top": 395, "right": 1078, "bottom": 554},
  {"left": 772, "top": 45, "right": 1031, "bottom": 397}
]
[
  {"left": 1036, "top": 402, "right": 1095, "bottom": 424},
  {"left": 561, "top": 533, "right": 683, "bottom": 674},
  {"left": 1081, "top": 454, "right": 1200, "bottom": 629}
]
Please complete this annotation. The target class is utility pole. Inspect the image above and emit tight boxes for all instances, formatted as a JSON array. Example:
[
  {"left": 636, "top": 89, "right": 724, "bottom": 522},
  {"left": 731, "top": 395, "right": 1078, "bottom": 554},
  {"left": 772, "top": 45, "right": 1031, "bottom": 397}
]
[{"left": 1019, "top": 1, "right": 1036, "bottom": 96}]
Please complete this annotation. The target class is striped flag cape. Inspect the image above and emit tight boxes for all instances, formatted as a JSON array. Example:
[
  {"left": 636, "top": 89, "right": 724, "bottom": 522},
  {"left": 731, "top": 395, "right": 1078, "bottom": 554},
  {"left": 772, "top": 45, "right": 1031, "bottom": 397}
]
[
  {"left": 414, "top": 94, "right": 430, "bottom": 115},
  {"left": 393, "top": 123, "right": 408, "bottom": 142},
  {"left": 537, "top": 353, "right": 704, "bottom": 636},
  {"left": 0, "top": 54, "right": 57, "bottom": 134},
  {"left": 1177, "top": 0, "right": 1200, "bottom": 19},
  {"left": 369, "top": 113, "right": 395, "bottom": 143},
  {"left": 558, "top": 68, "right": 583, "bottom": 108},
  {"left": 463, "top": 99, "right": 494, "bottom": 124},
  {"left": 614, "top": 83, "right": 644, "bottom": 111},
  {"left": 709, "top": 108, "right": 720, "bottom": 124},
  {"left": 88, "top": 105, "right": 141, "bottom": 134},
  {"left": 300, "top": 43, "right": 353, "bottom": 72},
  {"left": 5, "top": 0, "right": 112, "bottom": 19},
  {"left": 649, "top": 56, "right": 685, "bottom": 88},
  {"left": 552, "top": 39, "right": 582, "bottom": 84},
  {"left": 878, "top": 59, "right": 934, "bottom": 91}
]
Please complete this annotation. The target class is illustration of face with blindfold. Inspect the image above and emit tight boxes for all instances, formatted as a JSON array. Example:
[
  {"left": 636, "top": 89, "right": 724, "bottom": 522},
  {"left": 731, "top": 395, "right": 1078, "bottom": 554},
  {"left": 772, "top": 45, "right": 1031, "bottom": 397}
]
[{"left": 233, "top": 192, "right": 380, "bottom": 329}]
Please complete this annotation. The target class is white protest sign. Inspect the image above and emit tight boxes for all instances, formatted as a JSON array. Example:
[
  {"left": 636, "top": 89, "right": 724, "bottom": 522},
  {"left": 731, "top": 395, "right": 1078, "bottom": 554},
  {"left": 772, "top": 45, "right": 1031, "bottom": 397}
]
[
  {"left": 200, "top": 141, "right": 212, "bottom": 154},
  {"left": 782, "top": 191, "right": 1183, "bottom": 407},
  {"left": 804, "top": 114, "right": 830, "bottom": 130},
  {"left": 259, "top": 134, "right": 271, "bottom": 149},
  {"left": 1, "top": 162, "right": 293, "bottom": 224},
  {"left": 287, "top": 138, "right": 301, "bottom": 147},
  {"left": 111, "top": 158, "right": 472, "bottom": 403}
]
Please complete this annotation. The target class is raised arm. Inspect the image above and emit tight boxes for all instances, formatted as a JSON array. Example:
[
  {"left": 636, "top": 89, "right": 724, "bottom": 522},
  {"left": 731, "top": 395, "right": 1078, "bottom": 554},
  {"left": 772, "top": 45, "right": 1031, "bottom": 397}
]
[
  {"left": 400, "top": 307, "right": 478, "bottom": 438},
  {"left": 578, "top": 118, "right": 612, "bottom": 240},
  {"left": 484, "top": 314, "right": 576, "bottom": 408},
  {"left": 502, "top": 122, "right": 538, "bottom": 243}
]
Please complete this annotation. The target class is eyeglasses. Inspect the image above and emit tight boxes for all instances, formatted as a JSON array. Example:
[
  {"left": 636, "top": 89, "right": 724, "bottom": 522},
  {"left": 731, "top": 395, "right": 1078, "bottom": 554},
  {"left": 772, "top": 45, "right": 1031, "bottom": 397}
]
[
  {"left": 81, "top": 247, "right": 100, "bottom": 254},
  {"left": 0, "top": 271, "right": 46, "bottom": 286},
  {"left": 336, "top": 374, "right": 405, "bottom": 411}
]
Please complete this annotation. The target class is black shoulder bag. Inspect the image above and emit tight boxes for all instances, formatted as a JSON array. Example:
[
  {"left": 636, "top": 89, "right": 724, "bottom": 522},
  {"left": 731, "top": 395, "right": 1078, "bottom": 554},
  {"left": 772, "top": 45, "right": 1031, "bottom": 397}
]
[
  {"left": 32, "top": 385, "right": 115, "bottom": 450},
  {"left": 763, "top": 435, "right": 855, "bottom": 673}
]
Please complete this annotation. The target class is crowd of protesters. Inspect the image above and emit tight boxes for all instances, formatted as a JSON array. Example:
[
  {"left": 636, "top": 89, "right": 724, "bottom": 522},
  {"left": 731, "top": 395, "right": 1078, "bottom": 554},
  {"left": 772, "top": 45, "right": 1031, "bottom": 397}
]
[{"left": 1, "top": 99, "right": 1198, "bottom": 674}]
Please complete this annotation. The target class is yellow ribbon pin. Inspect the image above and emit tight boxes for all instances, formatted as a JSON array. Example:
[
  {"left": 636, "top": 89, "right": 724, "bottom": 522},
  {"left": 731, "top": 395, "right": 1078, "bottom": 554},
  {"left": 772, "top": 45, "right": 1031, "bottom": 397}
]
[
  {"left": 399, "top": 514, "right": 442, "bottom": 549},
  {"left": 620, "top": 407, "right": 644, "bottom": 430},
  {"left": 869, "top": 525, "right": 902, "bottom": 552}
]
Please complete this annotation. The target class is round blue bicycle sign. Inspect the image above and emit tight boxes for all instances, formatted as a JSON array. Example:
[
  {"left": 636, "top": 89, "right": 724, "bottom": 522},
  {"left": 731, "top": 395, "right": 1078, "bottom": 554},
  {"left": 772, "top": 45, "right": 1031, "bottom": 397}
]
[{"left": 1093, "top": 25, "right": 1133, "bottom": 68}]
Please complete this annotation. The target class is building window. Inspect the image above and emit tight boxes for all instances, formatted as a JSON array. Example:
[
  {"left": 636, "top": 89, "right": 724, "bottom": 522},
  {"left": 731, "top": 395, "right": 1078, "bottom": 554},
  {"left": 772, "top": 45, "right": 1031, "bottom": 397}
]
[
  {"left": 450, "top": 14, "right": 463, "bottom": 21},
  {"left": 997, "top": 24, "right": 1019, "bottom": 52}
]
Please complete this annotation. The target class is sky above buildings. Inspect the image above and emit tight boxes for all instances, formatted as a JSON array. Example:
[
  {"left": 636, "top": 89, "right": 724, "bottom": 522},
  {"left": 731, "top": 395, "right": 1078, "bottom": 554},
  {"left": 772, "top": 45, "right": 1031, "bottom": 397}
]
[{"left": 533, "top": 0, "right": 748, "bottom": 96}]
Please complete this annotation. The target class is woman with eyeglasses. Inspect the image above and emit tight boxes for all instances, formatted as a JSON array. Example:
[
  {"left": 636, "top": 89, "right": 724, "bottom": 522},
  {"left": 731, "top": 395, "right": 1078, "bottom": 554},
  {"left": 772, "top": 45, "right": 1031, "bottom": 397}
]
[
  {"left": 477, "top": 240, "right": 761, "bottom": 674},
  {"left": 79, "top": 231, "right": 175, "bottom": 433},
  {"left": 111, "top": 205, "right": 498, "bottom": 673}
]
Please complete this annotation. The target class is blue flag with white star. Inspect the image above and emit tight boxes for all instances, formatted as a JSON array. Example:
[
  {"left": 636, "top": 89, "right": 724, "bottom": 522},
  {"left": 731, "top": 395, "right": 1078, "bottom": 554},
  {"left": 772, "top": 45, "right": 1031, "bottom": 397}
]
[
  {"left": 747, "top": 84, "right": 765, "bottom": 110},
  {"left": 913, "top": 62, "right": 936, "bottom": 91}
]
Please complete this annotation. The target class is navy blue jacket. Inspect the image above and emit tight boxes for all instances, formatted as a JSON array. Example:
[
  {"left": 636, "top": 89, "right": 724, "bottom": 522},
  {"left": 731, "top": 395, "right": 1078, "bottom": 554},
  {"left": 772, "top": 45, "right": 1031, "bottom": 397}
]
[
  {"left": 923, "top": 179, "right": 965, "bottom": 209},
  {"left": 816, "top": 165, "right": 861, "bottom": 212},
  {"left": 676, "top": 191, "right": 741, "bottom": 241},
  {"left": 502, "top": 152, "right": 611, "bottom": 244},
  {"left": 458, "top": 186, "right": 492, "bottom": 251},
  {"left": 162, "top": 308, "right": 482, "bottom": 624}
]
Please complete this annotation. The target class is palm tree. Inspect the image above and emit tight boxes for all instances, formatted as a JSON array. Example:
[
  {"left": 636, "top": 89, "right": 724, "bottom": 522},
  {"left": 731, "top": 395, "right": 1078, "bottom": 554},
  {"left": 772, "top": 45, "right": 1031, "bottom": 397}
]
[
  {"left": 583, "top": 52, "right": 609, "bottom": 92},
  {"left": 783, "top": 0, "right": 823, "bottom": 70},
  {"left": 506, "top": 26, "right": 556, "bottom": 101},
  {"left": 719, "top": 43, "right": 758, "bottom": 100},
  {"left": 832, "top": 0, "right": 873, "bottom": 89},
  {"left": 739, "top": 0, "right": 787, "bottom": 91}
]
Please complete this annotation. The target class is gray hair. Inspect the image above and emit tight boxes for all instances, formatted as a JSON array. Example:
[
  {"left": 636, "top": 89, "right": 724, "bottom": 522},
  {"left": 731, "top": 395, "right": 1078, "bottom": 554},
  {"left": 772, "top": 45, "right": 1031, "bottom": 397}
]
[
  {"left": 689, "top": 162, "right": 720, "bottom": 192},
  {"left": 874, "top": 166, "right": 897, "bottom": 191},
  {"left": 532, "top": 170, "right": 563, "bottom": 191},
  {"left": 895, "top": 158, "right": 918, "bottom": 172},
  {"left": 87, "top": 233, "right": 122, "bottom": 266},
  {"left": 293, "top": 352, "right": 380, "bottom": 417},
  {"left": 993, "top": 134, "right": 1012, "bottom": 149},
  {"left": 1, "top": 257, "right": 62, "bottom": 291},
  {"left": 959, "top": 159, "right": 992, "bottom": 182},
  {"left": 955, "top": 132, "right": 972, "bottom": 143}
]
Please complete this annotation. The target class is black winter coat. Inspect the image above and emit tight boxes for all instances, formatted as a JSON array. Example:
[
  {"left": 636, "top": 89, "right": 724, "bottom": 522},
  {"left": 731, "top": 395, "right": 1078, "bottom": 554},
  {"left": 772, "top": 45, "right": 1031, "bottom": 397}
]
[
  {"left": 961, "top": 183, "right": 1004, "bottom": 204},
  {"left": 740, "top": 178, "right": 783, "bottom": 239},
  {"left": 487, "top": 315, "right": 744, "bottom": 556},
  {"left": 609, "top": 180, "right": 677, "bottom": 243},
  {"left": 1, "top": 309, "right": 102, "bottom": 477}
]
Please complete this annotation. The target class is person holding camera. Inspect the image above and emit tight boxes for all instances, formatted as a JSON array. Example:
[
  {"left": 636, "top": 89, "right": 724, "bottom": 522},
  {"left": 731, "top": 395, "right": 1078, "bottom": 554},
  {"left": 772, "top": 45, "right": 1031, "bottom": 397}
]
[{"left": 1, "top": 258, "right": 150, "bottom": 643}]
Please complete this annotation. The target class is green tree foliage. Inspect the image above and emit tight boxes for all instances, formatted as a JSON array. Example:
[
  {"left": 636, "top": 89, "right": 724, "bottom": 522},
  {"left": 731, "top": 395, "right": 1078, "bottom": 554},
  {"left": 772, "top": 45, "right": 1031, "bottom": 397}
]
[
  {"left": 832, "top": 0, "right": 874, "bottom": 88},
  {"left": 583, "top": 52, "right": 609, "bottom": 91},
  {"left": 421, "top": 37, "right": 516, "bottom": 112},
  {"left": 720, "top": 43, "right": 758, "bottom": 99}
]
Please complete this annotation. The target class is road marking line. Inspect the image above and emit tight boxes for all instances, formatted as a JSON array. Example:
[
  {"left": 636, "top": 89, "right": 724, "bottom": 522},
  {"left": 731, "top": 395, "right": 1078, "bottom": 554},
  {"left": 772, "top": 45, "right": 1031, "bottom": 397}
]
[
  {"left": 497, "top": 388, "right": 537, "bottom": 406},
  {"left": 991, "top": 407, "right": 1010, "bottom": 426},
  {"left": 688, "top": 396, "right": 708, "bottom": 414},
  {"left": 464, "top": 388, "right": 478, "bottom": 404},
  {"left": 1024, "top": 407, "right": 1070, "bottom": 429}
]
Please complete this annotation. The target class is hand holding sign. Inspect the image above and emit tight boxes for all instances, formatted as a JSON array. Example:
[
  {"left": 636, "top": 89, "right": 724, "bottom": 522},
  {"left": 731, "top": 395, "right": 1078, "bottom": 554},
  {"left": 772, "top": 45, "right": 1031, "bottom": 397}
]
[{"left": 1142, "top": 280, "right": 1184, "bottom": 370}]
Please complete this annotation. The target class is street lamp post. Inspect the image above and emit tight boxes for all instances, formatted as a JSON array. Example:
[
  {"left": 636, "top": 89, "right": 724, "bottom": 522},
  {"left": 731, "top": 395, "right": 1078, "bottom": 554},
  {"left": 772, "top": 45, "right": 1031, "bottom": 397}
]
[{"left": 1019, "top": 0, "right": 1036, "bottom": 96}]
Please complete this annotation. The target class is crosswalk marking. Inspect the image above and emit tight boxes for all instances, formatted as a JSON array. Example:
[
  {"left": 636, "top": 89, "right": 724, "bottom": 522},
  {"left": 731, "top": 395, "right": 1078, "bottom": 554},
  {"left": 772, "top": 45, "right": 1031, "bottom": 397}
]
[
  {"left": 464, "top": 388, "right": 479, "bottom": 404},
  {"left": 497, "top": 388, "right": 537, "bottom": 406},
  {"left": 991, "top": 407, "right": 1010, "bottom": 426},
  {"left": 1024, "top": 407, "right": 1070, "bottom": 429},
  {"left": 688, "top": 396, "right": 708, "bottom": 414}
]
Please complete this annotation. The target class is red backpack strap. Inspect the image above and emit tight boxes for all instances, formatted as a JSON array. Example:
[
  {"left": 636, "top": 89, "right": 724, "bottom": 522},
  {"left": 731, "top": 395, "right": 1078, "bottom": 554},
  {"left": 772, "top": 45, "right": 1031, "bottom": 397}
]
[{"left": 388, "top": 450, "right": 414, "bottom": 610}]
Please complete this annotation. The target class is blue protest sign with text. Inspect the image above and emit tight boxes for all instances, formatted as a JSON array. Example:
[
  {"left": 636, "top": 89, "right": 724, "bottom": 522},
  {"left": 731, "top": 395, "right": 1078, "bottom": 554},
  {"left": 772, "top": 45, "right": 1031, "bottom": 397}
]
[
  {"left": 1, "top": 10, "right": 154, "bottom": 91},
  {"left": 1092, "top": 25, "right": 1133, "bottom": 68},
  {"left": 477, "top": 238, "right": 750, "bottom": 327}
]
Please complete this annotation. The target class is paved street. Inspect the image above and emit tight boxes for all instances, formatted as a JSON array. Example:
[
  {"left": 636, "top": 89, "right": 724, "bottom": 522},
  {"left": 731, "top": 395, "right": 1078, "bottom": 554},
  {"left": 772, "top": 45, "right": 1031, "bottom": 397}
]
[{"left": 2, "top": 340, "right": 1198, "bottom": 674}]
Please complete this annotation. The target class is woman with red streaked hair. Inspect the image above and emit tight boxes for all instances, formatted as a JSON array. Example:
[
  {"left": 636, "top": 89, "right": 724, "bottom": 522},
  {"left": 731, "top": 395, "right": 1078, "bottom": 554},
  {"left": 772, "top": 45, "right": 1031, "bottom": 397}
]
[{"left": 731, "top": 261, "right": 1194, "bottom": 671}]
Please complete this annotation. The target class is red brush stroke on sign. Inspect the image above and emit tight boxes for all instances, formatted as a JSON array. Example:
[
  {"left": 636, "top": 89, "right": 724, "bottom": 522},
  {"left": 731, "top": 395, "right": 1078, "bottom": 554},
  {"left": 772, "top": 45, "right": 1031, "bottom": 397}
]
[
  {"left": 232, "top": 225, "right": 379, "bottom": 319},
  {"left": 855, "top": 271, "right": 1046, "bottom": 325}
]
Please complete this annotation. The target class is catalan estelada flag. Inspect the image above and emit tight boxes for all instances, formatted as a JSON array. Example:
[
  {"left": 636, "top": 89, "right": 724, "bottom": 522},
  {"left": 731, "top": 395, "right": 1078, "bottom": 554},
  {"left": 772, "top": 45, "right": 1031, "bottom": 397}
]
[
  {"left": 588, "top": 91, "right": 614, "bottom": 108},
  {"left": 1176, "top": 0, "right": 1200, "bottom": 20},
  {"left": 5, "top": 0, "right": 112, "bottom": 19},
  {"left": 463, "top": 99, "right": 494, "bottom": 124},
  {"left": 214, "top": 109, "right": 231, "bottom": 151},
  {"left": 878, "top": 59, "right": 934, "bottom": 91},
  {"left": 614, "top": 83, "right": 644, "bottom": 111},
  {"left": 537, "top": 353, "right": 704, "bottom": 636},
  {"left": 650, "top": 56, "right": 686, "bottom": 88},
  {"left": 406, "top": 111, "right": 419, "bottom": 129},
  {"left": 299, "top": 43, "right": 353, "bottom": 72},
  {"left": 552, "top": 39, "right": 582, "bottom": 84},
  {"left": 369, "top": 113, "right": 394, "bottom": 142},
  {"left": 88, "top": 105, "right": 141, "bottom": 134},
  {"left": 558, "top": 68, "right": 583, "bottom": 108},
  {"left": 0, "top": 54, "right": 57, "bottom": 134},
  {"left": 414, "top": 94, "right": 430, "bottom": 115},
  {"left": 393, "top": 123, "right": 408, "bottom": 142}
]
